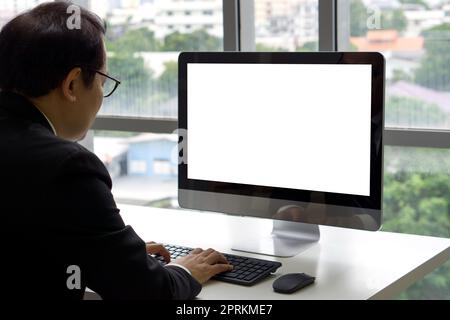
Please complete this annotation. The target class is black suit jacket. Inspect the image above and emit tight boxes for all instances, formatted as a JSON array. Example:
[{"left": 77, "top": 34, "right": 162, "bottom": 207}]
[{"left": 0, "top": 91, "right": 201, "bottom": 300}]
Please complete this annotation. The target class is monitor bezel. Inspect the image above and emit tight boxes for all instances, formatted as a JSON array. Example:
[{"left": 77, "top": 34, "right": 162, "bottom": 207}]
[{"left": 178, "top": 52, "right": 385, "bottom": 211}]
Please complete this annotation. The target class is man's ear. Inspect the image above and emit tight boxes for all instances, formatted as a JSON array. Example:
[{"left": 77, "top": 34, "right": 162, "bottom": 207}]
[{"left": 61, "top": 67, "right": 82, "bottom": 102}]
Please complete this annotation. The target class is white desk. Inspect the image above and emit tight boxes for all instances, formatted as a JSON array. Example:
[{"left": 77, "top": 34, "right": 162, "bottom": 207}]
[{"left": 89, "top": 204, "right": 450, "bottom": 300}]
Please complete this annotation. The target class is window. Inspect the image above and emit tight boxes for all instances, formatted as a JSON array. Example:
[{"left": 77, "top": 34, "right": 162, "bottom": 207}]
[
  {"left": 153, "top": 159, "right": 173, "bottom": 176},
  {"left": 383, "top": 146, "right": 449, "bottom": 238},
  {"left": 90, "top": 0, "right": 223, "bottom": 119},
  {"left": 86, "top": 0, "right": 223, "bottom": 206},
  {"left": 83, "top": 131, "right": 178, "bottom": 208},
  {"left": 338, "top": 0, "right": 450, "bottom": 300},
  {"left": 4, "top": 0, "right": 447, "bottom": 300},
  {"left": 254, "top": 0, "right": 319, "bottom": 52},
  {"left": 0, "top": 0, "right": 48, "bottom": 28},
  {"left": 343, "top": 0, "right": 450, "bottom": 130},
  {"left": 383, "top": 146, "right": 450, "bottom": 299}
]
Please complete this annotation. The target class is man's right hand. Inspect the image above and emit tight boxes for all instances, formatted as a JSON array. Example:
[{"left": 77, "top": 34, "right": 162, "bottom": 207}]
[{"left": 174, "top": 248, "right": 233, "bottom": 284}]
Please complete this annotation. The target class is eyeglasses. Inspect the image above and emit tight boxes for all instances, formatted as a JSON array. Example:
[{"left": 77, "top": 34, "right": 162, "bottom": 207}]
[{"left": 93, "top": 70, "right": 121, "bottom": 98}]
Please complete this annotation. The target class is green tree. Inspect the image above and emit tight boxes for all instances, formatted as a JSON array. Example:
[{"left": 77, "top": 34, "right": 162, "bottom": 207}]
[
  {"left": 351, "top": 0, "right": 408, "bottom": 36},
  {"left": 104, "top": 27, "right": 161, "bottom": 116},
  {"left": 157, "top": 61, "right": 178, "bottom": 99},
  {"left": 103, "top": 52, "right": 154, "bottom": 115},
  {"left": 350, "top": 0, "right": 368, "bottom": 36},
  {"left": 385, "top": 96, "right": 450, "bottom": 128},
  {"left": 398, "top": 0, "right": 429, "bottom": 9},
  {"left": 256, "top": 43, "right": 285, "bottom": 52},
  {"left": 383, "top": 147, "right": 450, "bottom": 299},
  {"left": 415, "top": 23, "right": 450, "bottom": 91},
  {"left": 296, "top": 41, "right": 318, "bottom": 52},
  {"left": 381, "top": 9, "right": 408, "bottom": 33},
  {"left": 391, "top": 69, "right": 413, "bottom": 83},
  {"left": 106, "top": 27, "right": 161, "bottom": 53},
  {"left": 162, "top": 29, "right": 222, "bottom": 51}
]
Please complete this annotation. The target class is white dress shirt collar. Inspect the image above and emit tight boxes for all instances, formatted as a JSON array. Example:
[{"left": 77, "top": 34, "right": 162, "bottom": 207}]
[{"left": 36, "top": 108, "right": 57, "bottom": 136}]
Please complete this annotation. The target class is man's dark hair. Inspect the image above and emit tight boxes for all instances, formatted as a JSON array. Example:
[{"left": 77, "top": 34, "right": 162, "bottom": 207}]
[{"left": 0, "top": 1, "right": 106, "bottom": 97}]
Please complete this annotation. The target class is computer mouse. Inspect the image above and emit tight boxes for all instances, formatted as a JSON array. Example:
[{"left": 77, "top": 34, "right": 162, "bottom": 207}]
[{"left": 272, "top": 273, "right": 315, "bottom": 294}]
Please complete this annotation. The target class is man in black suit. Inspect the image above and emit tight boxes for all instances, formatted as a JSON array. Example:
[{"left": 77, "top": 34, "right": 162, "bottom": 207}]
[{"left": 0, "top": 1, "right": 232, "bottom": 300}]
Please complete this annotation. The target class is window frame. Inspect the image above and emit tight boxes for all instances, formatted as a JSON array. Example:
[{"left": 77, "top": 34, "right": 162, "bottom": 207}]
[
  {"left": 331, "top": 0, "right": 449, "bottom": 149},
  {"left": 92, "top": 0, "right": 244, "bottom": 134},
  {"left": 90, "top": 0, "right": 449, "bottom": 149}
]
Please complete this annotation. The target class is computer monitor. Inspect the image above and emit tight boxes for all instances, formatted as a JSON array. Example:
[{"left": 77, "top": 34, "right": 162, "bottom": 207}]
[{"left": 178, "top": 52, "right": 385, "bottom": 257}]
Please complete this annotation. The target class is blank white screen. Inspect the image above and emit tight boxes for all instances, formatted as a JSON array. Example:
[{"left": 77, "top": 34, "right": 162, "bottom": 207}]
[{"left": 187, "top": 63, "right": 372, "bottom": 196}]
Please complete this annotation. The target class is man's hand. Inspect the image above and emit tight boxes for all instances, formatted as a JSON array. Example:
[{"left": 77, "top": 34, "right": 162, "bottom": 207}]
[
  {"left": 146, "top": 241, "right": 171, "bottom": 263},
  {"left": 174, "top": 248, "right": 233, "bottom": 284}
]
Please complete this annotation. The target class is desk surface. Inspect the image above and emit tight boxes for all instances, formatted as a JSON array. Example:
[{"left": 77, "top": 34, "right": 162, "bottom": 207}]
[{"left": 115, "top": 204, "right": 449, "bottom": 300}]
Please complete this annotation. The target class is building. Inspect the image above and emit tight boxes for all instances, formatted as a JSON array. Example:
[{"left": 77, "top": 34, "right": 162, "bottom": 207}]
[
  {"left": 291, "top": 0, "right": 318, "bottom": 46},
  {"left": 103, "top": 0, "right": 223, "bottom": 39},
  {"left": 254, "top": 0, "right": 292, "bottom": 28},
  {"left": 388, "top": 80, "right": 450, "bottom": 113},
  {"left": 0, "top": 0, "right": 47, "bottom": 27},
  {"left": 356, "top": 29, "right": 423, "bottom": 51},
  {"left": 255, "top": 0, "right": 318, "bottom": 50},
  {"left": 404, "top": 8, "right": 446, "bottom": 36},
  {"left": 351, "top": 30, "right": 424, "bottom": 52},
  {"left": 70, "top": 0, "right": 120, "bottom": 19},
  {"left": 152, "top": 0, "right": 223, "bottom": 39},
  {"left": 93, "top": 133, "right": 178, "bottom": 205},
  {"left": 94, "top": 136, "right": 129, "bottom": 179},
  {"left": 351, "top": 30, "right": 425, "bottom": 79},
  {"left": 126, "top": 133, "right": 178, "bottom": 177},
  {"left": 443, "top": 4, "right": 450, "bottom": 23},
  {"left": 363, "top": 0, "right": 401, "bottom": 10},
  {"left": 0, "top": 0, "right": 46, "bottom": 13}
]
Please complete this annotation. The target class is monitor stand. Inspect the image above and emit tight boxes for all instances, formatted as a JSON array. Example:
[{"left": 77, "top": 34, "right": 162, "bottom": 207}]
[{"left": 232, "top": 220, "right": 320, "bottom": 258}]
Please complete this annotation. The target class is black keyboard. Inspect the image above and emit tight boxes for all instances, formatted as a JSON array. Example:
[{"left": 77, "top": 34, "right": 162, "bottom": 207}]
[{"left": 151, "top": 244, "right": 282, "bottom": 286}]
